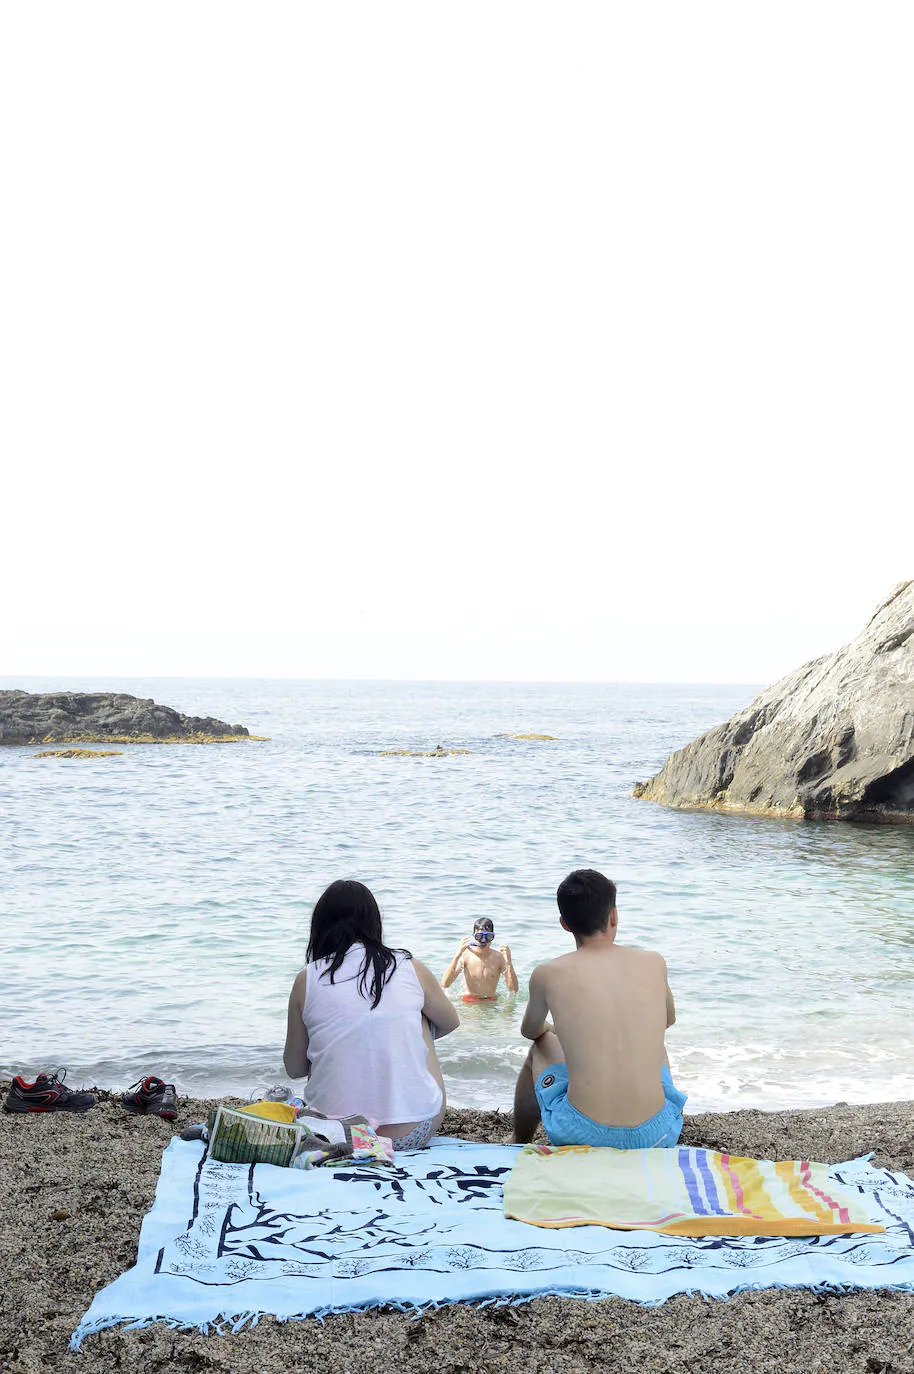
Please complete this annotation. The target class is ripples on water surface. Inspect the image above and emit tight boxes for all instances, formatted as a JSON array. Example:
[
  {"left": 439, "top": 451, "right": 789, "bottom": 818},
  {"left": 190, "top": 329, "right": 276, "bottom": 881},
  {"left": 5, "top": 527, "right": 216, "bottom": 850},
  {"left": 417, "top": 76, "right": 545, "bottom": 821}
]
[{"left": 2, "top": 677, "right": 913, "bottom": 1112}]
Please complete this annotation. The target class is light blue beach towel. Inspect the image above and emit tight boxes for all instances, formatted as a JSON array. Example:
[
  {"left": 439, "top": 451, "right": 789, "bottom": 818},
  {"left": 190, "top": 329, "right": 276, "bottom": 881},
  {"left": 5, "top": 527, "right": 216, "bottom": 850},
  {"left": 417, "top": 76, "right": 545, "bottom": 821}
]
[{"left": 73, "top": 1138, "right": 914, "bottom": 1348}]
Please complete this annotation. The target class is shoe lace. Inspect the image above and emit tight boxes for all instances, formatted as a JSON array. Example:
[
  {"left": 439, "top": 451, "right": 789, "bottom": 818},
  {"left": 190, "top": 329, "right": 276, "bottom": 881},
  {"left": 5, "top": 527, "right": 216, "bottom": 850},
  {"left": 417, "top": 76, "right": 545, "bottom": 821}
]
[
  {"left": 124, "top": 1076, "right": 165, "bottom": 1096},
  {"left": 30, "top": 1068, "right": 78, "bottom": 1099}
]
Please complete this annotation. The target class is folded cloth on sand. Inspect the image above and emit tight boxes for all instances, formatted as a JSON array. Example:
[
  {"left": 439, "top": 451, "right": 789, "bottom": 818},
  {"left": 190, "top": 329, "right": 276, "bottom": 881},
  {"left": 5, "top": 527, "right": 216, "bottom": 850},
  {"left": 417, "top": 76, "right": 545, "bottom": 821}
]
[
  {"left": 71, "top": 1141, "right": 914, "bottom": 1347},
  {"left": 290, "top": 1109, "right": 394, "bottom": 1169},
  {"left": 207, "top": 1104, "right": 392, "bottom": 1168},
  {"left": 504, "top": 1144, "right": 888, "bottom": 1236}
]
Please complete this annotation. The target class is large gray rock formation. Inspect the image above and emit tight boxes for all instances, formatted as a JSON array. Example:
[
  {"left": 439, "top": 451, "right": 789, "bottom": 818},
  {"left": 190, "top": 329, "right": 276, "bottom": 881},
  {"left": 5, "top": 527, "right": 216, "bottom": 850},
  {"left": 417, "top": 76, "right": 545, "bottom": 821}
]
[
  {"left": 0, "top": 691, "right": 249, "bottom": 745},
  {"left": 633, "top": 581, "right": 914, "bottom": 823}
]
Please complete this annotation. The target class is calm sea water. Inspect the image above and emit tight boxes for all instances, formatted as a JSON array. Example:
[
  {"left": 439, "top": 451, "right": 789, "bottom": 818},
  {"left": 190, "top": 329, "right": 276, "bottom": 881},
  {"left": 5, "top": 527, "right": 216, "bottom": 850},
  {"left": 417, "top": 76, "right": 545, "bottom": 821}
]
[{"left": 2, "top": 677, "right": 913, "bottom": 1113}]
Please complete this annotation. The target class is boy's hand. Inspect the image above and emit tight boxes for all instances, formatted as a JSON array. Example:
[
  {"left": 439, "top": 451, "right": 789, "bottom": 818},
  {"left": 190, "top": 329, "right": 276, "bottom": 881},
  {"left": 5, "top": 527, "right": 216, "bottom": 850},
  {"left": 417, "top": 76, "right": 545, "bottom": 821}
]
[{"left": 500, "top": 944, "right": 512, "bottom": 962}]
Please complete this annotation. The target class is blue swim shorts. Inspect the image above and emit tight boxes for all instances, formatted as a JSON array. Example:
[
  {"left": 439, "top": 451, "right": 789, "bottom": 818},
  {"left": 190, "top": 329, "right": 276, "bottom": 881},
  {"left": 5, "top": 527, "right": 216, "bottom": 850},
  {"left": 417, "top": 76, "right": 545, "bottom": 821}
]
[{"left": 535, "top": 1064, "right": 687, "bottom": 1149}]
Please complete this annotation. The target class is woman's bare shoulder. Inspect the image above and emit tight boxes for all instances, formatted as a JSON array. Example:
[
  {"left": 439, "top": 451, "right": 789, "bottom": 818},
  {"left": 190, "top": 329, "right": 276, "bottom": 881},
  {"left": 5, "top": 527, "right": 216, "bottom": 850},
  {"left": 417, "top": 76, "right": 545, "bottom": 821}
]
[{"left": 289, "top": 966, "right": 309, "bottom": 1002}]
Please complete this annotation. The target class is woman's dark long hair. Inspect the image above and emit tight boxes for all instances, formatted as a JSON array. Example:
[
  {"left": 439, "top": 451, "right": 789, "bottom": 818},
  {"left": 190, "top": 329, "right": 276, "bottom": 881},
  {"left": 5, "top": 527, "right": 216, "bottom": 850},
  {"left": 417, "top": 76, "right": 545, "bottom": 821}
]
[{"left": 306, "top": 880, "right": 410, "bottom": 1009}]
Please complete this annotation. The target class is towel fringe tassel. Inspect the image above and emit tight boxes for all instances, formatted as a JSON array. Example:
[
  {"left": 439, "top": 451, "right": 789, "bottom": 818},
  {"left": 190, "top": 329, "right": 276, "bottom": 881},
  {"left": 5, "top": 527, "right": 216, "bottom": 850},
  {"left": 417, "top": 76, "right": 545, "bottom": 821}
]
[{"left": 69, "top": 1271, "right": 914, "bottom": 1353}]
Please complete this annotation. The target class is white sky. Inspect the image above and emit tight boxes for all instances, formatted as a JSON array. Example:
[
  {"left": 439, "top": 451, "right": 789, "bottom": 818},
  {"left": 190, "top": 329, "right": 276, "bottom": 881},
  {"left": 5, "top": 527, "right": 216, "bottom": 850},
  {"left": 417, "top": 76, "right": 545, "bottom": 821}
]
[{"left": 2, "top": 3, "right": 911, "bottom": 683}]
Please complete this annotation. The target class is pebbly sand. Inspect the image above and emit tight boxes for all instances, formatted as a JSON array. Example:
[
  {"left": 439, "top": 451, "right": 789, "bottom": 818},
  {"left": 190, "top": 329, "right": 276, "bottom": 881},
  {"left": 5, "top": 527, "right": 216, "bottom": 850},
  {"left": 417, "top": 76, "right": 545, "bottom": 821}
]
[{"left": 2, "top": 1086, "right": 913, "bottom": 1373}]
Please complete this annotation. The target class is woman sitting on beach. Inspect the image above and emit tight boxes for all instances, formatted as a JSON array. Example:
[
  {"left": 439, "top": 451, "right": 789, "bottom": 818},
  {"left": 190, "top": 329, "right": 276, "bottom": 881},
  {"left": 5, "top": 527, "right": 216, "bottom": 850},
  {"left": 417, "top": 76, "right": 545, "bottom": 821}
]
[{"left": 284, "top": 879, "right": 459, "bottom": 1151}]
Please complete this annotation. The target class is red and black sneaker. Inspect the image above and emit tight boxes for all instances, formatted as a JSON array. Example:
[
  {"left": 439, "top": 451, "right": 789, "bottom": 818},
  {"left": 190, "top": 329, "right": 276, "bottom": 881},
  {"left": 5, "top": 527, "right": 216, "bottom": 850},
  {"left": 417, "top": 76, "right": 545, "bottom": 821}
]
[
  {"left": 3, "top": 1069, "right": 96, "bottom": 1113},
  {"left": 121, "top": 1076, "right": 178, "bottom": 1120}
]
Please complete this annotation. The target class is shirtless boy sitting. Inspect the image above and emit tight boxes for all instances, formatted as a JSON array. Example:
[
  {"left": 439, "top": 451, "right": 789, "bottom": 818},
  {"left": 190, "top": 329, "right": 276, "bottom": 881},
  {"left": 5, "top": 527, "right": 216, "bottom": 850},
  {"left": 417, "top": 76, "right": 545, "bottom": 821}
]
[
  {"left": 513, "top": 869, "right": 686, "bottom": 1148},
  {"left": 442, "top": 918, "right": 519, "bottom": 1002}
]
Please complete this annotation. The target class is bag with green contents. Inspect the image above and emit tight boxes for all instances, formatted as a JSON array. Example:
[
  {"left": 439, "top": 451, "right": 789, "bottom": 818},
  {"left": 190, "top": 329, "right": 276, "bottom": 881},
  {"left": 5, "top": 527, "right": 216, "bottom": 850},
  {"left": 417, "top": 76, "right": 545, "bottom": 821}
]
[{"left": 206, "top": 1104, "right": 302, "bottom": 1167}]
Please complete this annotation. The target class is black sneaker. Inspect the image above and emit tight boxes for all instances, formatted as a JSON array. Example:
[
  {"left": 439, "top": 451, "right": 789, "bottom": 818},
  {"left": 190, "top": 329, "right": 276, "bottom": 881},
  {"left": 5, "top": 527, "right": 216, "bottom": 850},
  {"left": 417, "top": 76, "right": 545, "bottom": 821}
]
[
  {"left": 121, "top": 1076, "right": 178, "bottom": 1120},
  {"left": 3, "top": 1069, "right": 96, "bottom": 1113}
]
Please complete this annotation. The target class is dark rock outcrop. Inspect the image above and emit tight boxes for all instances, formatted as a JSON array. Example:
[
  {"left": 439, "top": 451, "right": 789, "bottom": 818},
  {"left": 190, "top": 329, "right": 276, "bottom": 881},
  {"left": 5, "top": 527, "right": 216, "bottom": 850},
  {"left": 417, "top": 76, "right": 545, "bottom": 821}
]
[
  {"left": 0, "top": 692, "right": 250, "bottom": 745},
  {"left": 633, "top": 581, "right": 914, "bottom": 823}
]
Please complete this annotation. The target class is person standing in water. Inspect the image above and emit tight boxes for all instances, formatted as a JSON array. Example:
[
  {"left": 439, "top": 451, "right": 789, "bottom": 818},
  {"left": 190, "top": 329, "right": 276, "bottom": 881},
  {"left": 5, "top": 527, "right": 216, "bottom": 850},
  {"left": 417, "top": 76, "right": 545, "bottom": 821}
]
[{"left": 441, "top": 918, "right": 519, "bottom": 1002}]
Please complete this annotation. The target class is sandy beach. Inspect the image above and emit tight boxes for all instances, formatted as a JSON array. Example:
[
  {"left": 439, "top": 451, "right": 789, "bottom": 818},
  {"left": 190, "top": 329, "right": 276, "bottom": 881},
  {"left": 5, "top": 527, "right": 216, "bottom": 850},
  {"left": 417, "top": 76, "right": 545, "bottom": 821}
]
[{"left": 2, "top": 1086, "right": 912, "bottom": 1373}]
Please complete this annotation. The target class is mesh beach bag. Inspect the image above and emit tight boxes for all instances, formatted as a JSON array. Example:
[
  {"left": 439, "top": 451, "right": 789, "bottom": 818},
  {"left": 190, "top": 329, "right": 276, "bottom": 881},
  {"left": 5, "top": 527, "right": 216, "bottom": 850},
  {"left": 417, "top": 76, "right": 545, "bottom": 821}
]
[{"left": 206, "top": 1105, "right": 302, "bottom": 1167}]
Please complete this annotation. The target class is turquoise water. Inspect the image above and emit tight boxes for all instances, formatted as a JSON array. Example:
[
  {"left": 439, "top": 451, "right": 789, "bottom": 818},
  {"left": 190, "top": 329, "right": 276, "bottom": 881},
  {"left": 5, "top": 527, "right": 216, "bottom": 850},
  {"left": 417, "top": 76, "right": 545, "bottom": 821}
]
[{"left": 2, "top": 677, "right": 913, "bottom": 1112}]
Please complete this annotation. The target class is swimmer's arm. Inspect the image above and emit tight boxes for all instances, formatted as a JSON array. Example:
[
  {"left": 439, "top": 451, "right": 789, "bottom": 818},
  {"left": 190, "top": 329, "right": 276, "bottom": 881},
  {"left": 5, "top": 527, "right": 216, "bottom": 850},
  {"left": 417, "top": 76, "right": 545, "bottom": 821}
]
[
  {"left": 414, "top": 958, "right": 461, "bottom": 1038},
  {"left": 520, "top": 967, "right": 549, "bottom": 1040},
  {"left": 441, "top": 940, "right": 469, "bottom": 989},
  {"left": 500, "top": 944, "right": 519, "bottom": 994},
  {"left": 283, "top": 969, "right": 311, "bottom": 1079}
]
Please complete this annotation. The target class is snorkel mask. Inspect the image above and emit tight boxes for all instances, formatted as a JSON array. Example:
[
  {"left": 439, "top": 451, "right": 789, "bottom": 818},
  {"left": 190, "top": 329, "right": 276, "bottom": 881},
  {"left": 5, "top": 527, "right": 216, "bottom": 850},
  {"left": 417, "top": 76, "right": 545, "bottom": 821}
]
[{"left": 472, "top": 925, "right": 495, "bottom": 947}]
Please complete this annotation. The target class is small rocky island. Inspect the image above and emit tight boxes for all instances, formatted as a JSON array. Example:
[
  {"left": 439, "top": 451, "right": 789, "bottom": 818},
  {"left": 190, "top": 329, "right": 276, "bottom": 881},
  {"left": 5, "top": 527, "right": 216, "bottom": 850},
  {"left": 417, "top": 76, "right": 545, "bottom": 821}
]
[
  {"left": 0, "top": 691, "right": 252, "bottom": 746},
  {"left": 633, "top": 580, "right": 914, "bottom": 824}
]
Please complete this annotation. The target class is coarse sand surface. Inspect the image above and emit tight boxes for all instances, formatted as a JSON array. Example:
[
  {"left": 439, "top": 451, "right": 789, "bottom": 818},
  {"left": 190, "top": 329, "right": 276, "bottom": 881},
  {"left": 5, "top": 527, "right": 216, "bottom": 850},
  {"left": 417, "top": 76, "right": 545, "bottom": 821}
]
[{"left": 1, "top": 1085, "right": 913, "bottom": 1373}]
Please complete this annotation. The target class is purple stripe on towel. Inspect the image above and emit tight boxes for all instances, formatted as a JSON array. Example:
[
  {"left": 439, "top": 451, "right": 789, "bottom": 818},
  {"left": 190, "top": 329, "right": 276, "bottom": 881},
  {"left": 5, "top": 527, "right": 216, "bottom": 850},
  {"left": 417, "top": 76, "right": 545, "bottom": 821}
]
[
  {"left": 678, "top": 1148, "right": 708, "bottom": 1215},
  {"left": 695, "top": 1150, "right": 724, "bottom": 1215}
]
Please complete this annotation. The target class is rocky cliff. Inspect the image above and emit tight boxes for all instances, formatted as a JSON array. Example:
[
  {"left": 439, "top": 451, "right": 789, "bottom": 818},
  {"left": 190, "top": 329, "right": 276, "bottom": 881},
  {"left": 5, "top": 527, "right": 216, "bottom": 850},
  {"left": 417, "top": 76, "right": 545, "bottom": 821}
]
[
  {"left": 0, "top": 692, "right": 250, "bottom": 745},
  {"left": 633, "top": 581, "right": 914, "bottom": 823}
]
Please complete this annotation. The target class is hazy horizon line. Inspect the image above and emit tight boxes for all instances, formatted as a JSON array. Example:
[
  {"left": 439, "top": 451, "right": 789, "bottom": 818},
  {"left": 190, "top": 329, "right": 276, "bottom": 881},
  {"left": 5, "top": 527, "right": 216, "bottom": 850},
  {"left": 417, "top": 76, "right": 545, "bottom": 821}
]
[{"left": 2, "top": 673, "right": 763, "bottom": 689}]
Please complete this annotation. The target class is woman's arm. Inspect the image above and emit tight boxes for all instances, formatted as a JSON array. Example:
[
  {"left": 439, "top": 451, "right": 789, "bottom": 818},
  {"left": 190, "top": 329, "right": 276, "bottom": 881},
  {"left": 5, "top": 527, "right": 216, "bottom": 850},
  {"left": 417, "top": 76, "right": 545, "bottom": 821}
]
[
  {"left": 283, "top": 969, "right": 311, "bottom": 1079},
  {"left": 413, "top": 958, "right": 460, "bottom": 1037}
]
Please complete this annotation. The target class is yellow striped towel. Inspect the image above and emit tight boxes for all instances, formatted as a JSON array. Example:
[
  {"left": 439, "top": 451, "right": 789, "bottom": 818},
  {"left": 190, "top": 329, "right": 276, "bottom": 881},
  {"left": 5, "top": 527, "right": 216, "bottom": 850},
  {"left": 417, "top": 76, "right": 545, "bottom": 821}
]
[{"left": 503, "top": 1145, "right": 886, "bottom": 1237}]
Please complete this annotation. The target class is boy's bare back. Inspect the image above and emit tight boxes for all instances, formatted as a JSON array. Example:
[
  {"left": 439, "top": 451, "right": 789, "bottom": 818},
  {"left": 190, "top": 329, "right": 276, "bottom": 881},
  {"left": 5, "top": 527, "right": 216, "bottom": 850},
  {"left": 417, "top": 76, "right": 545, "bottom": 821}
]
[{"left": 534, "top": 943, "right": 673, "bottom": 1127}]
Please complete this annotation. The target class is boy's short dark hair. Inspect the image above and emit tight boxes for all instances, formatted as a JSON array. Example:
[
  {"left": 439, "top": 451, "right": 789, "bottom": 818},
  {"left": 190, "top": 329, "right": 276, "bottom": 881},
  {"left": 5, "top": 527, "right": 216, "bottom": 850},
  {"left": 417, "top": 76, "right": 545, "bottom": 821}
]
[
  {"left": 473, "top": 917, "right": 495, "bottom": 932},
  {"left": 556, "top": 869, "right": 617, "bottom": 937}
]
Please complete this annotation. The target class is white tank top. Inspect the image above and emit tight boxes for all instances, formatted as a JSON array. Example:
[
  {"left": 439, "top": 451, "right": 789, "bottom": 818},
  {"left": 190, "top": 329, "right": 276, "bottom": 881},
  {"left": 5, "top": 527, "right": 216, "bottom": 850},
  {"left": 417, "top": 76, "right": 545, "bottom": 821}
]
[{"left": 302, "top": 944, "right": 442, "bottom": 1125}]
